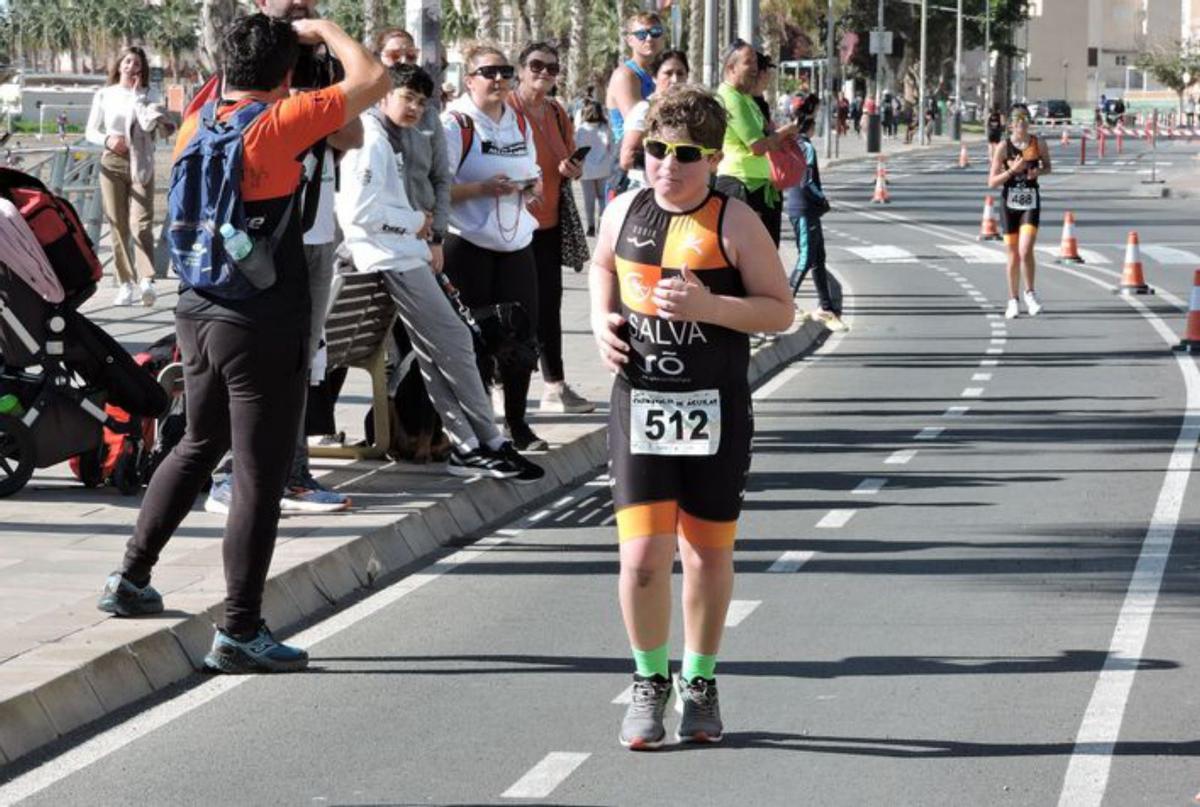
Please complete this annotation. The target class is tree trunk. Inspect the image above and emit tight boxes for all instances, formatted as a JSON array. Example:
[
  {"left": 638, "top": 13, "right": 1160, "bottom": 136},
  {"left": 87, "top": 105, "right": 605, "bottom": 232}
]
[
  {"left": 567, "top": 0, "right": 591, "bottom": 98},
  {"left": 687, "top": 0, "right": 704, "bottom": 75},
  {"left": 474, "top": 0, "right": 498, "bottom": 41},
  {"left": 528, "top": 0, "right": 545, "bottom": 41},
  {"left": 200, "top": 0, "right": 239, "bottom": 74},
  {"left": 362, "top": 0, "right": 386, "bottom": 42}
]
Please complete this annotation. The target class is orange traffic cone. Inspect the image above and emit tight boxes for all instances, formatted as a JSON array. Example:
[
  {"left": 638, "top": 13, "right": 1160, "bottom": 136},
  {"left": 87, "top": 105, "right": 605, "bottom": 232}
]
[
  {"left": 1056, "top": 211, "right": 1084, "bottom": 263},
  {"left": 1173, "top": 270, "right": 1200, "bottom": 353},
  {"left": 977, "top": 196, "right": 1001, "bottom": 241},
  {"left": 871, "top": 163, "right": 890, "bottom": 204},
  {"left": 958, "top": 142, "right": 970, "bottom": 168},
  {"left": 1116, "top": 231, "right": 1153, "bottom": 295},
  {"left": 1060, "top": 127, "right": 1069, "bottom": 146}
]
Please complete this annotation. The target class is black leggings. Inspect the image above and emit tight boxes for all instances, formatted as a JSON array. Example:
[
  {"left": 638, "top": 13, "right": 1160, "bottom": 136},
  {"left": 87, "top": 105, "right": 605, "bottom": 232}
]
[
  {"left": 443, "top": 234, "right": 538, "bottom": 428},
  {"left": 531, "top": 225, "right": 564, "bottom": 383},
  {"left": 122, "top": 317, "right": 306, "bottom": 638}
]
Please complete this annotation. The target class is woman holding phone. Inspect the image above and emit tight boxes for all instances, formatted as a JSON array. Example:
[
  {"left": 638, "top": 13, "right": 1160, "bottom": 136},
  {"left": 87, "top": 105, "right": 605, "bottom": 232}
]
[
  {"left": 508, "top": 41, "right": 595, "bottom": 422},
  {"left": 443, "top": 45, "right": 546, "bottom": 449}
]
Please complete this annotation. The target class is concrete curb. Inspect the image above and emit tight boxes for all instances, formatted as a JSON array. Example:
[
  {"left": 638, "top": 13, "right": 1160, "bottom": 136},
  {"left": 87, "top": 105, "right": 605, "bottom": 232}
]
[{"left": 0, "top": 315, "right": 826, "bottom": 769}]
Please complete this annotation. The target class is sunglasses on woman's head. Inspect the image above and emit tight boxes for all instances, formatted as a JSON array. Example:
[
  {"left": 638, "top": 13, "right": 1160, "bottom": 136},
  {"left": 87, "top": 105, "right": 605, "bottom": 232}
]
[
  {"left": 629, "top": 26, "right": 665, "bottom": 41},
  {"left": 643, "top": 139, "right": 718, "bottom": 163},
  {"left": 525, "top": 58, "right": 560, "bottom": 76},
  {"left": 472, "top": 65, "right": 515, "bottom": 80}
]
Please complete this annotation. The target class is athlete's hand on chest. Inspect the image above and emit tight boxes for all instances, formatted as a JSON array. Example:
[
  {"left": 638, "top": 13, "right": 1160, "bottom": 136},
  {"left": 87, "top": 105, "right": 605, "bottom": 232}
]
[{"left": 653, "top": 266, "right": 713, "bottom": 323}]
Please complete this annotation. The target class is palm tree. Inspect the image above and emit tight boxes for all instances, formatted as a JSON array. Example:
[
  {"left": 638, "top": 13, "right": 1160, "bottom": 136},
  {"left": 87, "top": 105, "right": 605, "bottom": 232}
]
[
  {"left": 566, "top": 0, "right": 590, "bottom": 97},
  {"left": 200, "top": 0, "right": 239, "bottom": 73},
  {"left": 151, "top": 0, "right": 200, "bottom": 78},
  {"left": 473, "top": 0, "right": 498, "bottom": 40}
]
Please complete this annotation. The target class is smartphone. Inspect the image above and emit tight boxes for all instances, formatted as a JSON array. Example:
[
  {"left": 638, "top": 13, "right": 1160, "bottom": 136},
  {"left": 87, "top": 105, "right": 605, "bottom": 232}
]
[{"left": 570, "top": 145, "right": 592, "bottom": 162}]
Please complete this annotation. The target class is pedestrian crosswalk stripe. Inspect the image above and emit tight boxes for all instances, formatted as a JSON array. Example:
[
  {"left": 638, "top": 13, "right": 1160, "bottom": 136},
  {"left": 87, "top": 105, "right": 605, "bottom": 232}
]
[
  {"left": 816, "top": 509, "right": 856, "bottom": 528},
  {"left": 1141, "top": 244, "right": 1200, "bottom": 265},
  {"left": 885, "top": 448, "right": 918, "bottom": 464},
  {"left": 938, "top": 244, "right": 1007, "bottom": 263},
  {"left": 852, "top": 477, "right": 888, "bottom": 495},
  {"left": 845, "top": 245, "right": 918, "bottom": 263},
  {"left": 962, "top": 387, "right": 985, "bottom": 398},
  {"left": 943, "top": 405, "right": 970, "bottom": 417},
  {"left": 973, "top": 373, "right": 993, "bottom": 381}
]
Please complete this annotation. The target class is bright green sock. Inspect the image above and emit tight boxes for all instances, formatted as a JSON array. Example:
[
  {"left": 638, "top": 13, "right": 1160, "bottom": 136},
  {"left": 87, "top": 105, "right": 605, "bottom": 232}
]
[
  {"left": 681, "top": 649, "right": 718, "bottom": 682},
  {"left": 632, "top": 643, "right": 670, "bottom": 678}
]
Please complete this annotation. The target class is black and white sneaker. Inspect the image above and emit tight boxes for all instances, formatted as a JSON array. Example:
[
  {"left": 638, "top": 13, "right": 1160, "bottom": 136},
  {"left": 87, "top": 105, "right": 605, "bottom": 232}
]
[
  {"left": 447, "top": 447, "right": 521, "bottom": 479},
  {"left": 494, "top": 441, "right": 546, "bottom": 484}
]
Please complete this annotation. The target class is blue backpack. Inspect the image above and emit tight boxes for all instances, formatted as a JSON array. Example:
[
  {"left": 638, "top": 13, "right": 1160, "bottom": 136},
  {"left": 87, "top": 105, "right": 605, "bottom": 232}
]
[{"left": 166, "top": 100, "right": 295, "bottom": 299}]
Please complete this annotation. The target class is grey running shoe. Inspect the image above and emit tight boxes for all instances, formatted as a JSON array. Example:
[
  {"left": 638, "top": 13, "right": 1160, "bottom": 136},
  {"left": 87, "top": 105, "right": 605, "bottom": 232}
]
[
  {"left": 675, "top": 676, "right": 723, "bottom": 743},
  {"left": 619, "top": 673, "right": 673, "bottom": 750},
  {"left": 97, "top": 572, "right": 164, "bottom": 617},
  {"left": 203, "top": 622, "right": 308, "bottom": 674}
]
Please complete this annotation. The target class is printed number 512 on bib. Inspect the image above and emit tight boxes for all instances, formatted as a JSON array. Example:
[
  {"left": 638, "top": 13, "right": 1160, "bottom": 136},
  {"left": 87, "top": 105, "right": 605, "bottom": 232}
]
[{"left": 630, "top": 389, "right": 722, "bottom": 456}]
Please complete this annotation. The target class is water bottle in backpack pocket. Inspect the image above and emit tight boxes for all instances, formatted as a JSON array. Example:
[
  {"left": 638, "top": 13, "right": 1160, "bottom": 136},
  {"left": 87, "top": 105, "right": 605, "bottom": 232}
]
[{"left": 166, "top": 100, "right": 295, "bottom": 298}]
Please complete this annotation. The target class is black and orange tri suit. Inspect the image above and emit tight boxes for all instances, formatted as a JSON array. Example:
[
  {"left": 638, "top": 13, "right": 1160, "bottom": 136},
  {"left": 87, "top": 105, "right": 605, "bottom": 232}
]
[
  {"left": 1000, "top": 135, "right": 1042, "bottom": 242},
  {"left": 608, "top": 188, "right": 753, "bottom": 549}
]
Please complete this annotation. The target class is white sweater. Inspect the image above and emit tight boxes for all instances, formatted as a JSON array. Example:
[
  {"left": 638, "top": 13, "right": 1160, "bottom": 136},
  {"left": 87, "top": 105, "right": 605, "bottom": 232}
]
[
  {"left": 335, "top": 113, "right": 433, "bottom": 274},
  {"left": 85, "top": 84, "right": 147, "bottom": 147},
  {"left": 442, "top": 95, "right": 539, "bottom": 252}
]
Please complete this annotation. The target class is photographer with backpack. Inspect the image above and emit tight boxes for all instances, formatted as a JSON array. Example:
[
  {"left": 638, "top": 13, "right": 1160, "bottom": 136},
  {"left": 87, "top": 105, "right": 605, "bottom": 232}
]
[{"left": 96, "top": 13, "right": 389, "bottom": 674}]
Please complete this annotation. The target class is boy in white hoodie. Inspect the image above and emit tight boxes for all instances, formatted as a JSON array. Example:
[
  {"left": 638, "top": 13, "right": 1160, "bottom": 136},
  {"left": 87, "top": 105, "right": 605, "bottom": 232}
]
[{"left": 336, "top": 64, "right": 543, "bottom": 482}]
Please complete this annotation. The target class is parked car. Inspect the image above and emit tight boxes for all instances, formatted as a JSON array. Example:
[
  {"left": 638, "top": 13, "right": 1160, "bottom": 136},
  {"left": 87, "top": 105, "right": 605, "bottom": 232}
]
[{"left": 1037, "top": 99, "right": 1072, "bottom": 121}]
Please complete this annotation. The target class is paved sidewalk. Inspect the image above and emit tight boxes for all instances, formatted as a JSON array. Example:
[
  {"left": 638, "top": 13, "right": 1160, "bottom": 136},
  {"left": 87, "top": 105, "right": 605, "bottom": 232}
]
[{"left": 0, "top": 220, "right": 829, "bottom": 767}]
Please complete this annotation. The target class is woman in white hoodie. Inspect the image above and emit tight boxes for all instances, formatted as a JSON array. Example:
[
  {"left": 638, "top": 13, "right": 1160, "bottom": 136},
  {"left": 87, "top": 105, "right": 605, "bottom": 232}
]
[
  {"left": 442, "top": 44, "right": 545, "bottom": 451},
  {"left": 85, "top": 46, "right": 170, "bottom": 307}
]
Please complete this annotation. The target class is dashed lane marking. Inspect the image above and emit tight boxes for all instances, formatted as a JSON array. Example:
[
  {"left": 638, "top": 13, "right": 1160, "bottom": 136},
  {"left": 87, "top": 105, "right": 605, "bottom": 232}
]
[
  {"left": 768, "top": 550, "right": 817, "bottom": 573},
  {"left": 724, "top": 599, "right": 763, "bottom": 627},
  {"left": 985, "top": 347, "right": 1004, "bottom": 355},
  {"left": 980, "top": 359, "right": 1000, "bottom": 367},
  {"left": 944, "top": 406, "right": 971, "bottom": 417},
  {"left": 914, "top": 426, "right": 945, "bottom": 440},
  {"left": 885, "top": 449, "right": 918, "bottom": 465},
  {"left": 853, "top": 478, "right": 888, "bottom": 495},
  {"left": 938, "top": 244, "right": 1007, "bottom": 263},
  {"left": 816, "top": 509, "right": 857, "bottom": 528},
  {"left": 962, "top": 387, "right": 985, "bottom": 398},
  {"left": 501, "top": 752, "right": 591, "bottom": 799},
  {"left": 973, "top": 373, "right": 993, "bottom": 381}
]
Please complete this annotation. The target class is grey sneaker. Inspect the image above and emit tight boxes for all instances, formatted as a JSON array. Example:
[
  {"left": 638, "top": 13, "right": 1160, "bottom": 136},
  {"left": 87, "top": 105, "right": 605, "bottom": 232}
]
[
  {"left": 619, "top": 673, "right": 673, "bottom": 750},
  {"left": 97, "top": 572, "right": 164, "bottom": 617},
  {"left": 540, "top": 382, "right": 596, "bottom": 414},
  {"left": 203, "top": 621, "right": 308, "bottom": 674},
  {"left": 675, "top": 676, "right": 723, "bottom": 743}
]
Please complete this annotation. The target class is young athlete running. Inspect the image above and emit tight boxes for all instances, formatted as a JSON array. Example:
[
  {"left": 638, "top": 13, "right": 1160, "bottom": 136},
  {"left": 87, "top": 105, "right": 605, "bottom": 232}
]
[
  {"left": 988, "top": 103, "right": 1051, "bottom": 319},
  {"left": 589, "top": 85, "right": 795, "bottom": 749}
]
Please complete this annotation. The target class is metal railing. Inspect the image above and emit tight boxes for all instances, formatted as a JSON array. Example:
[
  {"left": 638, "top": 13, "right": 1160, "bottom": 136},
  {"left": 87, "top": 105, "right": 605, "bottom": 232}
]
[{"left": 3, "top": 141, "right": 104, "bottom": 245}]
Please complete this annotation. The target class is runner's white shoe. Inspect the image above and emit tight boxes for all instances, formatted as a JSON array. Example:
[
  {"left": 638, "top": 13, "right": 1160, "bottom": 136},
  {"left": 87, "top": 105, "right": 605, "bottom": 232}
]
[
  {"left": 1023, "top": 289, "right": 1043, "bottom": 316},
  {"left": 1004, "top": 298, "right": 1020, "bottom": 319}
]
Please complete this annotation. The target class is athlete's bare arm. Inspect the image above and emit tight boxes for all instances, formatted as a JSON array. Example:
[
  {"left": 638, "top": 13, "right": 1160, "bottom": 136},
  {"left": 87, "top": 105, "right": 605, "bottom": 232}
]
[
  {"left": 652, "top": 198, "right": 794, "bottom": 334},
  {"left": 589, "top": 192, "right": 639, "bottom": 372},
  {"left": 606, "top": 67, "right": 641, "bottom": 121},
  {"left": 1034, "top": 135, "right": 1052, "bottom": 176},
  {"left": 988, "top": 140, "right": 1018, "bottom": 188}
]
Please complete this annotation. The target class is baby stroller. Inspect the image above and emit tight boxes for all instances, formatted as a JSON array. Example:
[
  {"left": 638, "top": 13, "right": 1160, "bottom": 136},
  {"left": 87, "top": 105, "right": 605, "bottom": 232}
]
[{"left": 0, "top": 166, "right": 169, "bottom": 497}]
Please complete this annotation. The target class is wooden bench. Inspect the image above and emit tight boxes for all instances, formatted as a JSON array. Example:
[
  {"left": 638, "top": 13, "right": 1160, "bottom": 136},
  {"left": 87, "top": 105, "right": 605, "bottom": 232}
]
[{"left": 309, "top": 269, "right": 396, "bottom": 460}]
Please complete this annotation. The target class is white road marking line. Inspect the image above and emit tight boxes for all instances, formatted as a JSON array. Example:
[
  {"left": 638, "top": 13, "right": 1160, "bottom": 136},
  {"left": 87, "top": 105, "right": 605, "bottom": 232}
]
[
  {"left": 1036, "top": 245, "right": 1111, "bottom": 265},
  {"left": 987, "top": 313, "right": 1002, "bottom": 320},
  {"left": 944, "top": 405, "right": 971, "bottom": 417},
  {"left": 986, "top": 347, "right": 1004, "bottom": 355},
  {"left": 816, "top": 509, "right": 856, "bottom": 528},
  {"left": 979, "top": 304, "right": 996, "bottom": 310},
  {"left": 962, "top": 387, "right": 985, "bottom": 398},
  {"left": 845, "top": 244, "right": 918, "bottom": 263},
  {"left": 0, "top": 538, "right": 514, "bottom": 805},
  {"left": 980, "top": 359, "right": 1000, "bottom": 367},
  {"left": 1054, "top": 288, "right": 1200, "bottom": 807},
  {"left": 502, "top": 752, "right": 591, "bottom": 799},
  {"left": 990, "top": 338, "right": 1008, "bottom": 345},
  {"left": 914, "top": 426, "right": 945, "bottom": 440},
  {"left": 1141, "top": 244, "right": 1200, "bottom": 265},
  {"left": 853, "top": 477, "right": 888, "bottom": 495},
  {"left": 528, "top": 509, "right": 552, "bottom": 522},
  {"left": 834, "top": 197, "right": 1200, "bottom": 807},
  {"left": 612, "top": 685, "right": 633, "bottom": 705},
  {"left": 973, "top": 373, "right": 993, "bottom": 381},
  {"left": 885, "top": 449, "right": 918, "bottom": 464},
  {"left": 724, "top": 599, "right": 763, "bottom": 627},
  {"left": 768, "top": 550, "right": 816, "bottom": 573},
  {"left": 938, "top": 244, "right": 1007, "bottom": 263},
  {"left": 601, "top": 514, "right": 616, "bottom": 526}
]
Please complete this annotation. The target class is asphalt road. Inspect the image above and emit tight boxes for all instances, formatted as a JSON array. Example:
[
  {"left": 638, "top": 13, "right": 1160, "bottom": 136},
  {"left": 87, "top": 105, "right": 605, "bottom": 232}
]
[{"left": 4, "top": 137, "right": 1200, "bottom": 807}]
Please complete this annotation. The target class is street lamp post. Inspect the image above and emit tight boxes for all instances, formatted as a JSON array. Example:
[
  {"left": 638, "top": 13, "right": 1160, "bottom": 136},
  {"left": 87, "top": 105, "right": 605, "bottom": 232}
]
[
  {"left": 953, "top": 0, "right": 962, "bottom": 140},
  {"left": 825, "top": 0, "right": 835, "bottom": 160},
  {"left": 917, "top": 0, "right": 927, "bottom": 144},
  {"left": 984, "top": 0, "right": 991, "bottom": 114},
  {"left": 868, "top": 0, "right": 884, "bottom": 153},
  {"left": 1062, "top": 59, "right": 1069, "bottom": 102}
]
